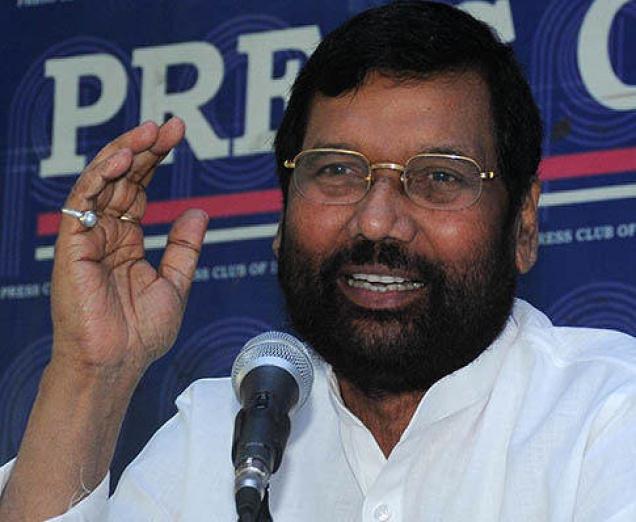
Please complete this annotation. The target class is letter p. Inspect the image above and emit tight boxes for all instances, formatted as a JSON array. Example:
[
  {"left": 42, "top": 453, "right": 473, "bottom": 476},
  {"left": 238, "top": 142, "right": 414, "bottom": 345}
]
[{"left": 40, "top": 54, "right": 127, "bottom": 177}]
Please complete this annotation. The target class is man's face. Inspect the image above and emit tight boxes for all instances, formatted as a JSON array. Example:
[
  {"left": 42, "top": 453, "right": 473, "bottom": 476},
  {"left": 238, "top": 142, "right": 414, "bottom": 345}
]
[{"left": 278, "top": 71, "right": 528, "bottom": 398}]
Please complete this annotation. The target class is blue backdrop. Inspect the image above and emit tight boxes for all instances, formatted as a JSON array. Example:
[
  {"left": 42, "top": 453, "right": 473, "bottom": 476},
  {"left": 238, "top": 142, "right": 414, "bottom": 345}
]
[{"left": 1, "top": 0, "right": 635, "bottom": 487}]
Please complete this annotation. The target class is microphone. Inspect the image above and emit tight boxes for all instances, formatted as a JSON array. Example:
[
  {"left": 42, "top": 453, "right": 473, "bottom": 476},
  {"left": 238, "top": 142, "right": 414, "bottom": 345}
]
[{"left": 230, "top": 331, "right": 314, "bottom": 521}]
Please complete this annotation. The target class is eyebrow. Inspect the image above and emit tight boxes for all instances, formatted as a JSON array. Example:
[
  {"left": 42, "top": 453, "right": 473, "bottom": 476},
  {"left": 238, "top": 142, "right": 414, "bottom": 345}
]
[
  {"left": 309, "top": 141, "right": 358, "bottom": 150},
  {"left": 307, "top": 141, "right": 475, "bottom": 159}
]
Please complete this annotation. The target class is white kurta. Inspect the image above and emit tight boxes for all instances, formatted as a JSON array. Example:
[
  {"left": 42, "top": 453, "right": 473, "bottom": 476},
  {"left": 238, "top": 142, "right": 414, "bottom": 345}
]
[{"left": 2, "top": 299, "right": 636, "bottom": 521}]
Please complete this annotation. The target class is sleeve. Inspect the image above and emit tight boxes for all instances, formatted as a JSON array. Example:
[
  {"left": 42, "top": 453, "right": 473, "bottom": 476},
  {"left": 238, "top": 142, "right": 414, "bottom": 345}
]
[
  {"left": 107, "top": 379, "right": 236, "bottom": 521},
  {"left": 106, "top": 409, "right": 190, "bottom": 521},
  {"left": 0, "top": 459, "right": 15, "bottom": 493},
  {"left": 0, "top": 379, "right": 234, "bottom": 521},
  {"left": 0, "top": 404, "right": 191, "bottom": 521},
  {"left": 0, "top": 458, "right": 111, "bottom": 521},
  {"left": 574, "top": 391, "right": 636, "bottom": 522}
]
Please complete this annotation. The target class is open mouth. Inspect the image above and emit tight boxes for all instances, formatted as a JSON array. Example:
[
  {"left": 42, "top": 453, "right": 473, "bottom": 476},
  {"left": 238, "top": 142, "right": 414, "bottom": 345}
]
[{"left": 345, "top": 273, "right": 424, "bottom": 293}]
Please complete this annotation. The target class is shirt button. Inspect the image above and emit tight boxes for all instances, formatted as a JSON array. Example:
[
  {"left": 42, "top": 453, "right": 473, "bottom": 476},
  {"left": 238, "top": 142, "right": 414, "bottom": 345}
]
[{"left": 373, "top": 503, "right": 391, "bottom": 521}]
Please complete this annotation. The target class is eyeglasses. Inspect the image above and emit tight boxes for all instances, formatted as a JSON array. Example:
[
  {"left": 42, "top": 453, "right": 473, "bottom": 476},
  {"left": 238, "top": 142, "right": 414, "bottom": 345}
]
[{"left": 283, "top": 148, "right": 496, "bottom": 211}]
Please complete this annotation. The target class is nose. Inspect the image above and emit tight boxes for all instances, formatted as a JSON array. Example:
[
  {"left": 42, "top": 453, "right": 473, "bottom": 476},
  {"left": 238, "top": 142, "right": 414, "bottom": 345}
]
[{"left": 346, "top": 173, "right": 417, "bottom": 243}]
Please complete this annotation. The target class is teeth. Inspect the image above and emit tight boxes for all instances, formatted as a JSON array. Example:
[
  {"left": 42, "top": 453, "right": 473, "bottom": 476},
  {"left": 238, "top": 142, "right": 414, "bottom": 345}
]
[
  {"left": 346, "top": 277, "right": 424, "bottom": 292},
  {"left": 351, "top": 273, "right": 407, "bottom": 284}
]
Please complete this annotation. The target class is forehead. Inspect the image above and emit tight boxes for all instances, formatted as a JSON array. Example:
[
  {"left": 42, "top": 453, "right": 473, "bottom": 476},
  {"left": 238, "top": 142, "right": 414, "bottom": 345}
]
[{"left": 302, "top": 71, "right": 496, "bottom": 165}]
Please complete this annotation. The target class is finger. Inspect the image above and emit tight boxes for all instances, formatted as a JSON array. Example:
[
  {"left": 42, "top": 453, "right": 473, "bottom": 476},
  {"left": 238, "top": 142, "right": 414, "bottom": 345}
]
[
  {"left": 158, "top": 209, "right": 209, "bottom": 302},
  {"left": 94, "top": 118, "right": 185, "bottom": 218},
  {"left": 96, "top": 178, "right": 147, "bottom": 220},
  {"left": 129, "top": 117, "right": 186, "bottom": 187},
  {"left": 86, "top": 117, "right": 183, "bottom": 184},
  {"left": 86, "top": 121, "right": 160, "bottom": 169},
  {"left": 60, "top": 148, "right": 134, "bottom": 233},
  {"left": 119, "top": 185, "right": 146, "bottom": 221}
]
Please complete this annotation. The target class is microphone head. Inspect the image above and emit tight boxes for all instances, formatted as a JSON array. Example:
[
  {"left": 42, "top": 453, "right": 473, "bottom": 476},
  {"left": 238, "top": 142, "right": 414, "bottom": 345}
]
[{"left": 231, "top": 331, "right": 314, "bottom": 411}]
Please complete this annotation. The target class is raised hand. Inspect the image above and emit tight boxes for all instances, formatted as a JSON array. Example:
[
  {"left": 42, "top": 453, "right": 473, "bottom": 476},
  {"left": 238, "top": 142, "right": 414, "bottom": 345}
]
[
  {"left": 52, "top": 117, "right": 208, "bottom": 378},
  {"left": 0, "top": 118, "right": 208, "bottom": 521}
]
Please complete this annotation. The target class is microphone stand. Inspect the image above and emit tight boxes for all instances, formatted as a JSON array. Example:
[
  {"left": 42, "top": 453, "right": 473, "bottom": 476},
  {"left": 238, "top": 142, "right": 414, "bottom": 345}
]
[{"left": 237, "top": 487, "right": 273, "bottom": 522}]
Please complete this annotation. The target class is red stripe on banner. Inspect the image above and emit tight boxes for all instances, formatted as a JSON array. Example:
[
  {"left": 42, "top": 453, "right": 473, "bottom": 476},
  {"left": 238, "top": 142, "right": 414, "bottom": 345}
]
[
  {"left": 37, "top": 188, "right": 283, "bottom": 236},
  {"left": 34, "top": 146, "right": 636, "bottom": 236},
  {"left": 540, "top": 147, "right": 636, "bottom": 180}
]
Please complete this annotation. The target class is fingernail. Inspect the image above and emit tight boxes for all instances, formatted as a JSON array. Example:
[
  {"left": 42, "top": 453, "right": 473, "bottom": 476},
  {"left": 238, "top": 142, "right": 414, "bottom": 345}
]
[
  {"left": 196, "top": 209, "right": 209, "bottom": 221},
  {"left": 139, "top": 120, "right": 157, "bottom": 129},
  {"left": 166, "top": 115, "right": 184, "bottom": 126}
]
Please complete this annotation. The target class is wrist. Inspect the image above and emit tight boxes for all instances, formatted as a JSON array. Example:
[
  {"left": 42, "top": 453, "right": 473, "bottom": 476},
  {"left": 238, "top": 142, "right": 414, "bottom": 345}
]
[
  {"left": 50, "top": 336, "right": 147, "bottom": 385},
  {"left": 43, "top": 351, "right": 141, "bottom": 410}
]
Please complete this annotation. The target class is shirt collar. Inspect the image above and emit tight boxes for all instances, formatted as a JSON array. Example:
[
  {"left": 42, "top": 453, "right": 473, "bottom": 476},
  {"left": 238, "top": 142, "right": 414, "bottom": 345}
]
[{"left": 325, "top": 301, "right": 522, "bottom": 437}]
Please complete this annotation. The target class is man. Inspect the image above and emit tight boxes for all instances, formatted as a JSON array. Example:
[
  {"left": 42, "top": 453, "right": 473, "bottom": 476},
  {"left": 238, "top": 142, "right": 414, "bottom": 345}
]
[{"left": 1, "top": 1, "right": 635, "bottom": 520}]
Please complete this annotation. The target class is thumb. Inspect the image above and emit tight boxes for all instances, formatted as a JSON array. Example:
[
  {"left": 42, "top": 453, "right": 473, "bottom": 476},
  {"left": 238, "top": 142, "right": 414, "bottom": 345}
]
[{"left": 158, "top": 209, "right": 209, "bottom": 302}]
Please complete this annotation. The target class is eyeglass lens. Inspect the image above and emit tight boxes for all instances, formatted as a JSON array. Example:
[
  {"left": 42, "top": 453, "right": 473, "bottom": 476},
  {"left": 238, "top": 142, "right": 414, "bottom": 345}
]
[{"left": 293, "top": 150, "right": 483, "bottom": 209}]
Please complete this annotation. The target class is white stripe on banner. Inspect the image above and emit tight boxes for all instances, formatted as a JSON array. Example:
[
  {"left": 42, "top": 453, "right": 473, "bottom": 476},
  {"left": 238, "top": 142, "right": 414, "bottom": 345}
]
[
  {"left": 35, "top": 223, "right": 280, "bottom": 261},
  {"left": 33, "top": 184, "right": 636, "bottom": 261},
  {"left": 539, "top": 182, "right": 636, "bottom": 207}
]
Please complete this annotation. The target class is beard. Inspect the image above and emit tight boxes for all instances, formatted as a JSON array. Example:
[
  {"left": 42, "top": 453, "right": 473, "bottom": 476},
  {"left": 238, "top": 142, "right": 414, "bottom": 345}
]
[{"left": 277, "top": 223, "right": 518, "bottom": 399}]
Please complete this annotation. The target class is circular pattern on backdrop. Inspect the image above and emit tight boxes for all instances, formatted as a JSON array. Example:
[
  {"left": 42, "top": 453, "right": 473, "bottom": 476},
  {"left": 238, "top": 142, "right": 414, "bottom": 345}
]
[
  {"left": 171, "top": 15, "right": 295, "bottom": 194},
  {"left": 28, "top": 38, "right": 139, "bottom": 207},
  {"left": 0, "top": 336, "right": 51, "bottom": 462},
  {"left": 1, "top": 36, "right": 138, "bottom": 277},
  {"left": 531, "top": 0, "right": 636, "bottom": 154},
  {"left": 158, "top": 317, "right": 271, "bottom": 418},
  {"left": 546, "top": 281, "right": 636, "bottom": 337}
]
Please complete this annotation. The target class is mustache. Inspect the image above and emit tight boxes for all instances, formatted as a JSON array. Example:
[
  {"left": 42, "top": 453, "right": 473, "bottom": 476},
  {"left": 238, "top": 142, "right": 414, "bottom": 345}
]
[{"left": 319, "top": 240, "right": 443, "bottom": 282}]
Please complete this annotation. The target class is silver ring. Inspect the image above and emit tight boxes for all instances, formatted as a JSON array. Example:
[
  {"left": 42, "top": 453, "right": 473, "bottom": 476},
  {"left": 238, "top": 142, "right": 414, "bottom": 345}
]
[{"left": 61, "top": 207, "right": 99, "bottom": 228}]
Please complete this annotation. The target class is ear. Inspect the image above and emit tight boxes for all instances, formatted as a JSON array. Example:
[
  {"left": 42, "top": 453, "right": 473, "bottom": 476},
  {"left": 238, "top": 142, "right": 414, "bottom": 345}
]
[
  {"left": 272, "top": 218, "right": 283, "bottom": 259},
  {"left": 514, "top": 179, "right": 541, "bottom": 274}
]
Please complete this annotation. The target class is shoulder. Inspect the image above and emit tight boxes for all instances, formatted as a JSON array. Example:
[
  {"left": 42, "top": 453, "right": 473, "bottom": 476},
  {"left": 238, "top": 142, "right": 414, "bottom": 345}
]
[
  {"left": 512, "top": 298, "right": 636, "bottom": 377},
  {"left": 173, "top": 376, "right": 238, "bottom": 424},
  {"left": 503, "top": 301, "right": 636, "bottom": 455}
]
